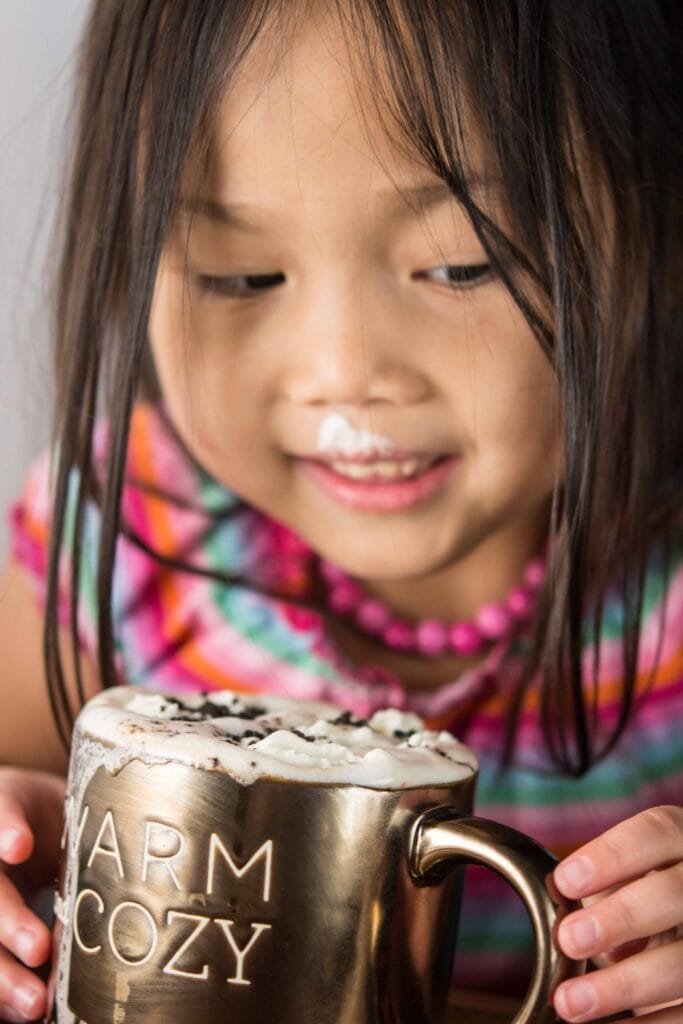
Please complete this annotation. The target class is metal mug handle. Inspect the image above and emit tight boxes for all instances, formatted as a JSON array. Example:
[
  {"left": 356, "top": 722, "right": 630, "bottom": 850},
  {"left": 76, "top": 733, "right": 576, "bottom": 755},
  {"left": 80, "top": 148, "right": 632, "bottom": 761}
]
[{"left": 410, "top": 807, "right": 585, "bottom": 1024}]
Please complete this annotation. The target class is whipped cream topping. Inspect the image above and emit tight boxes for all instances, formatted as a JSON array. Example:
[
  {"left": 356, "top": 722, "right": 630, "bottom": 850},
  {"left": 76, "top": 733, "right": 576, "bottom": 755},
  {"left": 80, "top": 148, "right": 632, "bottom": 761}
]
[{"left": 76, "top": 687, "right": 477, "bottom": 789}]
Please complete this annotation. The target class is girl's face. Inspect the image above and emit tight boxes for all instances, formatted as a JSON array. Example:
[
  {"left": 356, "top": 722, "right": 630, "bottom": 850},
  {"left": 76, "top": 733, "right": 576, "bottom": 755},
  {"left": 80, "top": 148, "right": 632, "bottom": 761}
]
[{"left": 149, "top": 11, "right": 561, "bottom": 588}]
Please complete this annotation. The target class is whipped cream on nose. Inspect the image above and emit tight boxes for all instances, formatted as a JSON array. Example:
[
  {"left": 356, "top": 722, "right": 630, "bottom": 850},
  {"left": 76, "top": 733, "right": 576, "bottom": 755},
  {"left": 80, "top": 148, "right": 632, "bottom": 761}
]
[{"left": 316, "top": 412, "right": 396, "bottom": 459}]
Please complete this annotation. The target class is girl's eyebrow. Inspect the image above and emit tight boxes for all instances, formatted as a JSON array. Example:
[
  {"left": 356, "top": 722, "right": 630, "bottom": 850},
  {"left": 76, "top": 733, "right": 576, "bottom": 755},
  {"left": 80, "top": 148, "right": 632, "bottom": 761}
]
[
  {"left": 379, "top": 176, "right": 501, "bottom": 214},
  {"left": 175, "top": 197, "right": 264, "bottom": 232},
  {"left": 176, "top": 176, "right": 497, "bottom": 232}
]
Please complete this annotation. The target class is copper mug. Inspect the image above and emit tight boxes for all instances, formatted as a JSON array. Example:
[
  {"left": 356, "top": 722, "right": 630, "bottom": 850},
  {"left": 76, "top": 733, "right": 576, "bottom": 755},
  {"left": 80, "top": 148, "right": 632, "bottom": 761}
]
[{"left": 48, "top": 688, "right": 581, "bottom": 1024}]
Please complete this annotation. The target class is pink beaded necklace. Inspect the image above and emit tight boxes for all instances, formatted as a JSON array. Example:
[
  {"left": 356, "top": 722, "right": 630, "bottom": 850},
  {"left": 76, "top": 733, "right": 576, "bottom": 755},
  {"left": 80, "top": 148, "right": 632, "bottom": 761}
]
[{"left": 319, "top": 555, "right": 545, "bottom": 657}]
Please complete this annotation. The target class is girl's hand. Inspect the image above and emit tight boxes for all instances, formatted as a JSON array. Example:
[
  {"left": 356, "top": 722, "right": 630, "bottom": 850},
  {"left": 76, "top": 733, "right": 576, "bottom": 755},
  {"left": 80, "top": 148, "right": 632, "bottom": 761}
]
[
  {"left": 552, "top": 805, "right": 683, "bottom": 1022},
  {"left": 0, "top": 767, "right": 65, "bottom": 1022}
]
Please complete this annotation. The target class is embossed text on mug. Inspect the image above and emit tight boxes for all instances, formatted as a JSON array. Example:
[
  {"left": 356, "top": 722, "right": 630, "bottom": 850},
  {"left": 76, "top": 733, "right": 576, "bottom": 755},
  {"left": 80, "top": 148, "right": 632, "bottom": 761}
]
[{"left": 69, "top": 798, "right": 274, "bottom": 985}]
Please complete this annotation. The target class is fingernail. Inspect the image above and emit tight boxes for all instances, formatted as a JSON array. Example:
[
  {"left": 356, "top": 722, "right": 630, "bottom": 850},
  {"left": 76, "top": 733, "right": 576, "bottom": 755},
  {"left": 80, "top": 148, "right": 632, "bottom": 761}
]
[
  {"left": 15, "top": 928, "right": 37, "bottom": 962},
  {"left": 564, "top": 916, "right": 598, "bottom": 955},
  {"left": 0, "top": 828, "right": 26, "bottom": 858},
  {"left": 555, "top": 855, "right": 593, "bottom": 895},
  {"left": 556, "top": 980, "right": 597, "bottom": 1021},
  {"left": 14, "top": 983, "right": 42, "bottom": 1019}
]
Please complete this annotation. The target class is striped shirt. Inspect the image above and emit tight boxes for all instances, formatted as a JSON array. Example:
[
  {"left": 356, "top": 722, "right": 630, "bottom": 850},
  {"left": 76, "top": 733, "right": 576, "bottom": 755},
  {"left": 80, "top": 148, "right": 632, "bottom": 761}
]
[{"left": 10, "top": 404, "right": 683, "bottom": 994}]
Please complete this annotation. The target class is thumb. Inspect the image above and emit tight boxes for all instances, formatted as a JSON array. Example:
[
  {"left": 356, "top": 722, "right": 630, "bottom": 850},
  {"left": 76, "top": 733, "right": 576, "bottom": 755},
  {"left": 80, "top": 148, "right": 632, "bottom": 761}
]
[{"left": 0, "top": 768, "right": 66, "bottom": 879}]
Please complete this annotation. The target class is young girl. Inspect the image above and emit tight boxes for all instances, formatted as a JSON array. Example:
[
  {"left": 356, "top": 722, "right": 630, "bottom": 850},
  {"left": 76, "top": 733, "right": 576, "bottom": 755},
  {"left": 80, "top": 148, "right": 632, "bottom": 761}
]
[{"left": 0, "top": 1, "right": 681, "bottom": 1020}]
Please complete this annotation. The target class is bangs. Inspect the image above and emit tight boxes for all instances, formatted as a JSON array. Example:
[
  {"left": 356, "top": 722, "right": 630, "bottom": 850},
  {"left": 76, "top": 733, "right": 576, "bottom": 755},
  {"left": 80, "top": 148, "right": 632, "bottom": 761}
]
[{"left": 338, "top": 0, "right": 556, "bottom": 350}]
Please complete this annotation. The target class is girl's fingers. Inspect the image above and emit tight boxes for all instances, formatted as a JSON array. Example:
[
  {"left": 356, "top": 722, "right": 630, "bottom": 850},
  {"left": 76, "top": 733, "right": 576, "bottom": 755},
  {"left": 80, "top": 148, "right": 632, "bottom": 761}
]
[
  {"left": 0, "top": 770, "right": 66, "bottom": 889},
  {"left": 0, "top": 872, "right": 51, "bottom": 970},
  {"left": 553, "top": 937, "right": 683, "bottom": 1022},
  {"left": 602, "top": 1006, "right": 683, "bottom": 1024},
  {"left": 638, "top": 1005, "right": 683, "bottom": 1024},
  {"left": 557, "top": 862, "right": 683, "bottom": 959},
  {"left": 0, "top": 1003, "right": 31, "bottom": 1023},
  {"left": 0, "top": 792, "right": 34, "bottom": 866},
  {"left": 0, "top": 773, "right": 61, "bottom": 1022},
  {"left": 554, "top": 806, "right": 683, "bottom": 899},
  {"left": 0, "top": 944, "right": 46, "bottom": 1022}
]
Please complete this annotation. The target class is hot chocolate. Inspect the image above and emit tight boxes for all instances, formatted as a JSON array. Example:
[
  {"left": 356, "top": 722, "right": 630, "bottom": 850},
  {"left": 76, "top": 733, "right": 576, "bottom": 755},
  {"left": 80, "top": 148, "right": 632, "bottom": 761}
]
[{"left": 74, "top": 685, "right": 477, "bottom": 787}]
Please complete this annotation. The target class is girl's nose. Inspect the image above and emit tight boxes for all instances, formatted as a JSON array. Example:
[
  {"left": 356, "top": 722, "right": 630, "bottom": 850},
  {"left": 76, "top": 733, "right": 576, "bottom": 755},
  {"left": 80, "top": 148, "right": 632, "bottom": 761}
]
[{"left": 279, "top": 286, "right": 432, "bottom": 408}]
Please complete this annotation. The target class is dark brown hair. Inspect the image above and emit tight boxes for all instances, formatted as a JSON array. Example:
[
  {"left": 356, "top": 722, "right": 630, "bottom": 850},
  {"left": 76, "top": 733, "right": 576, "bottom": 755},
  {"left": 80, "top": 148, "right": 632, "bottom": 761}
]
[{"left": 45, "top": 0, "right": 683, "bottom": 773}]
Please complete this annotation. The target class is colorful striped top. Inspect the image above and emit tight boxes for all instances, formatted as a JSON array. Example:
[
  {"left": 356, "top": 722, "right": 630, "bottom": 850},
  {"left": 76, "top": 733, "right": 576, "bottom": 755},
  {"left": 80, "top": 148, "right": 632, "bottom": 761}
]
[{"left": 10, "top": 404, "right": 683, "bottom": 996}]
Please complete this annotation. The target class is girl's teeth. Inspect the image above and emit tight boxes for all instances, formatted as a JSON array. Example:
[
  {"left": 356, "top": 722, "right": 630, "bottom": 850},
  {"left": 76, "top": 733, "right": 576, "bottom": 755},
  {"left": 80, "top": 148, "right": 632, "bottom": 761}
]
[{"left": 329, "top": 458, "right": 423, "bottom": 480}]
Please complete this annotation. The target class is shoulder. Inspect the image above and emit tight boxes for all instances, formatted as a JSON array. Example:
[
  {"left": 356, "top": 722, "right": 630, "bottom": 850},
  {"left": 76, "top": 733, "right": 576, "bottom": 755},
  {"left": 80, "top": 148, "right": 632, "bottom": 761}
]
[
  {"left": 592, "top": 526, "right": 683, "bottom": 680},
  {"left": 8, "top": 403, "right": 236, "bottom": 659},
  {"left": 589, "top": 525, "right": 683, "bottom": 764},
  {"left": 635, "top": 526, "right": 683, "bottom": 683},
  {"left": 10, "top": 402, "right": 228, "bottom": 556},
  {"left": 633, "top": 526, "right": 683, "bottom": 706}
]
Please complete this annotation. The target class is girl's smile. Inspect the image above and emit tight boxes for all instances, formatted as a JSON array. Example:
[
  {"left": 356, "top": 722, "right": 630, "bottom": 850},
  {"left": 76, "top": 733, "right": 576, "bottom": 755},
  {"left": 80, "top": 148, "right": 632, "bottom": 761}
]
[
  {"left": 301, "top": 452, "right": 460, "bottom": 512},
  {"left": 305, "top": 410, "right": 460, "bottom": 512}
]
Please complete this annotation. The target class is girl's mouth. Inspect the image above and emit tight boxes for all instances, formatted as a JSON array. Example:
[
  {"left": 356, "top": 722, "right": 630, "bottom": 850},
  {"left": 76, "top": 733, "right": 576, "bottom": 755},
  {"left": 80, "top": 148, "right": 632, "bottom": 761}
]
[{"left": 300, "top": 454, "right": 459, "bottom": 512}]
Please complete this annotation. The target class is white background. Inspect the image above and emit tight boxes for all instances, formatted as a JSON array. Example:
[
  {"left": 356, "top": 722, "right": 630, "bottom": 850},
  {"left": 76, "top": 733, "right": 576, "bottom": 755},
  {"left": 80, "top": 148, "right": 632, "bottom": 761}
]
[{"left": 0, "top": 0, "right": 90, "bottom": 561}]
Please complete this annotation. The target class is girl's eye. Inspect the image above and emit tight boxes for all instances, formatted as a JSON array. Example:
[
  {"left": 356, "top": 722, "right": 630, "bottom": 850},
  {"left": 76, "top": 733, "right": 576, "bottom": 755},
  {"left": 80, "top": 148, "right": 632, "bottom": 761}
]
[
  {"left": 195, "top": 272, "right": 286, "bottom": 299},
  {"left": 417, "top": 263, "right": 492, "bottom": 289}
]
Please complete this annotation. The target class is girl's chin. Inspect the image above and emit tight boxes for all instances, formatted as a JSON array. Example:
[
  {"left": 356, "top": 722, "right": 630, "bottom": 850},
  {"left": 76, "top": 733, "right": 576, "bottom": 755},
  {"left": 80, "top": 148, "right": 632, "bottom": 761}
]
[{"left": 310, "top": 540, "right": 459, "bottom": 583}]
